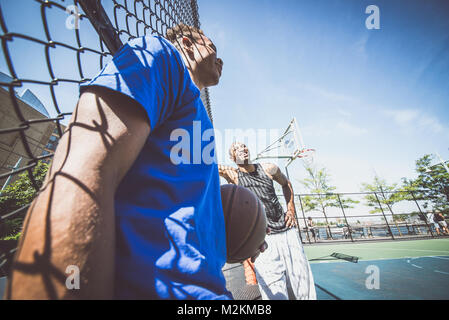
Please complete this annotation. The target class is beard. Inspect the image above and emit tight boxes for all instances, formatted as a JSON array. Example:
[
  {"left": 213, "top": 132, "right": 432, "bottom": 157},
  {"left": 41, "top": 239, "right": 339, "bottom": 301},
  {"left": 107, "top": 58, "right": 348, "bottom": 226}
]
[
  {"left": 197, "top": 60, "right": 220, "bottom": 87},
  {"left": 235, "top": 156, "right": 250, "bottom": 165}
]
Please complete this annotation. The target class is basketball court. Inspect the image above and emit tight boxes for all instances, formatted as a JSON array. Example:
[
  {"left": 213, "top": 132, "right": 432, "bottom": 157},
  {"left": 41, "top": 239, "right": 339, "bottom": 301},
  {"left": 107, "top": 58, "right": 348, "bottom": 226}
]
[
  {"left": 223, "top": 238, "right": 449, "bottom": 300},
  {"left": 307, "top": 238, "right": 449, "bottom": 300}
]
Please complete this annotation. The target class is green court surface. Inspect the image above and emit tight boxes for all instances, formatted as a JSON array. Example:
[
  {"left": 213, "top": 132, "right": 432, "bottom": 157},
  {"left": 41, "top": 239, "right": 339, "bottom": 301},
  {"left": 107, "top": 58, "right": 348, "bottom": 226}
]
[
  {"left": 303, "top": 239, "right": 449, "bottom": 300},
  {"left": 304, "top": 239, "right": 449, "bottom": 262}
]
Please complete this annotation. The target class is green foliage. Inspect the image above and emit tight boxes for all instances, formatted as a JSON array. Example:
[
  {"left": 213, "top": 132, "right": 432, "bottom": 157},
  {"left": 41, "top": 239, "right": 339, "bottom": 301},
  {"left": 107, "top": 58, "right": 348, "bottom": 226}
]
[
  {"left": 314, "top": 221, "right": 332, "bottom": 226},
  {"left": 401, "top": 154, "right": 449, "bottom": 212},
  {"left": 299, "top": 165, "right": 358, "bottom": 217},
  {"left": 0, "top": 217, "right": 23, "bottom": 239},
  {"left": 2, "top": 230, "right": 21, "bottom": 241},
  {"left": 361, "top": 175, "right": 401, "bottom": 214},
  {"left": 392, "top": 214, "right": 408, "bottom": 222},
  {"left": 0, "top": 161, "right": 49, "bottom": 239}
]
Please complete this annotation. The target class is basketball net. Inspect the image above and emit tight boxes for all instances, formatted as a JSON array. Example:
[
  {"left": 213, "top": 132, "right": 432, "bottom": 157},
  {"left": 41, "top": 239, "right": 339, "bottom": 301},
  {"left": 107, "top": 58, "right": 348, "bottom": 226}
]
[{"left": 253, "top": 118, "right": 315, "bottom": 168}]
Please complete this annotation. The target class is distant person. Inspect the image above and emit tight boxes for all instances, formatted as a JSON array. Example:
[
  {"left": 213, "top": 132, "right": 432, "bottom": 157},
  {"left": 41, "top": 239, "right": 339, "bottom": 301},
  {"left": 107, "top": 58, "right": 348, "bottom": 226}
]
[
  {"left": 307, "top": 217, "right": 317, "bottom": 243},
  {"left": 434, "top": 212, "right": 449, "bottom": 235},
  {"left": 219, "top": 142, "right": 316, "bottom": 300},
  {"left": 427, "top": 212, "right": 442, "bottom": 236}
]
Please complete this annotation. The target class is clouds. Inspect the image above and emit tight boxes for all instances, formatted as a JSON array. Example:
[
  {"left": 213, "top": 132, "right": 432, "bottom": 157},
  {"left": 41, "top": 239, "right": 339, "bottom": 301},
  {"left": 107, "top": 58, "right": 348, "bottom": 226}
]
[
  {"left": 383, "top": 109, "right": 419, "bottom": 126},
  {"left": 382, "top": 108, "right": 447, "bottom": 135},
  {"left": 294, "top": 83, "right": 447, "bottom": 141},
  {"left": 297, "top": 83, "right": 358, "bottom": 105},
  {"left": 301, "top": 118, "right": 368, "bottom": 139},
  {"left": 336, "top": 120, "right": 368, "bottom": 136},
  {"left": 352, "top": 34, "right": 370, "bottom": 61},
  {"left": 337, "top": 108, "right": 352, "bottom": 117}
]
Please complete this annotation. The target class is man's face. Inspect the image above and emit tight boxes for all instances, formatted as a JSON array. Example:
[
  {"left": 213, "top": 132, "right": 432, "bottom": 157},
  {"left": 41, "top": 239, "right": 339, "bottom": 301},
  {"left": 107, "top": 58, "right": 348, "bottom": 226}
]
[
  {"left": 233, "top": 143, "right": 250, "bottom": 164},
  {"left": 190, "top": 33, "right": 223, "bottom": 87}
]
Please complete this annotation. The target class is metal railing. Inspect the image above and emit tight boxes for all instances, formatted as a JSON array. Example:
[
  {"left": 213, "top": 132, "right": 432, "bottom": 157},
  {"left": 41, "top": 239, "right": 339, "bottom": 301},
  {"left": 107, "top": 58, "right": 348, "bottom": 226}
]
[{"left": 276, "top": 190, "right": 449, "bottom": 244}]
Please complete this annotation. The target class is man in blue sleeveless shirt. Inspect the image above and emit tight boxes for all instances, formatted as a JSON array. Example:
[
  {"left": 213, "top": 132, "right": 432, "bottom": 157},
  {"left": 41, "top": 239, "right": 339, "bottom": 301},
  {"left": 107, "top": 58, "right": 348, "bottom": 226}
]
[{"left": 7, "top": 24, "right": 233, "bottom": 299}]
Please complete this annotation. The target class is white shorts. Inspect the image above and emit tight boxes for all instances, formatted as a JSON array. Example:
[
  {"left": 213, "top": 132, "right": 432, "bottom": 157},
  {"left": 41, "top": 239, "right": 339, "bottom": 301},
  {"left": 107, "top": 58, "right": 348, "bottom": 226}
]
[
  {"left": 438, "top": 221, "right": 447, "bottom": 228},
  {"left": 254, "top": 228, "right": 316, "bottom": 300}
]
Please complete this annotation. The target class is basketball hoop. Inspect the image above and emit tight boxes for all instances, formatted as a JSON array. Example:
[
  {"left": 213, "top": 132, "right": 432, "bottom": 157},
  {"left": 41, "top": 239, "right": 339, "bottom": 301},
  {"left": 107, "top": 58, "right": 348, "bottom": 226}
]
[
  {"left": 296, "top": 148, "right": 315, "bottom": 158},
  {"left": 254, "top": 118, "right": 316, "bottom": 169},
  {"left": 295, "top": 148, "right": 315, "bottom": 167}
]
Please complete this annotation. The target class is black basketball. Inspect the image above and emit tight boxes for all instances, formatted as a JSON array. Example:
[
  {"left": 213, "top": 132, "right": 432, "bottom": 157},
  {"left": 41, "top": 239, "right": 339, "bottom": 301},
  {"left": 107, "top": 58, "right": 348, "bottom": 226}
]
[{"left": 221, "top": 184, "right": 267, "bottom": 263}]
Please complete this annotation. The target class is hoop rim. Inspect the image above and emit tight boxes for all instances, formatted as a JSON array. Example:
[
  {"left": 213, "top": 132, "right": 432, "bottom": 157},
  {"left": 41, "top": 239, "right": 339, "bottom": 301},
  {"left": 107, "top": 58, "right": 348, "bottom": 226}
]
[{"left": 296, "top": 148, "right": 316, "bottom": 158}]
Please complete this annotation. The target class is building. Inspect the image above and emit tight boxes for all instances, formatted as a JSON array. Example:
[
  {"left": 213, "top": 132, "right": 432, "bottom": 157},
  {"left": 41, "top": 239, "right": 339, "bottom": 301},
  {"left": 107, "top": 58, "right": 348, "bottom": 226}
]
[{"left": 0, "top": 72, "right": 65, "bottom": 187}]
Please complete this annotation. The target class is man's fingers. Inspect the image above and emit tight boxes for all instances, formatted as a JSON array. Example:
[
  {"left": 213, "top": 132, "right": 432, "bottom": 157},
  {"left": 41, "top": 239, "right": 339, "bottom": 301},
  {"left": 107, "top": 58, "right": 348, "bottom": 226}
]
[
  {"left": 250, "top": 241, "right": 268, "bottom": 263},
  {"left": 285, "top": 215, "right": 290, "bottom": 227},
  {"left": 285, "top": 214, "right": 293, "bottom": 227},
  {"left": 292, "top": 216, "right": 297, "bottom": 227},
  {"left": 285, "top": 212, "right": 297, "bottom": 228},
  {"left": 250, "top": 251, "right": 260, "bottom": 263}
]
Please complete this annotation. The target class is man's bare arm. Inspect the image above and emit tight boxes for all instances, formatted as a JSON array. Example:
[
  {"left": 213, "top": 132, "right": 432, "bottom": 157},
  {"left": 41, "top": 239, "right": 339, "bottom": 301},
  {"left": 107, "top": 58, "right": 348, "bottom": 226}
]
[
  {"left": 6, "top": 87, "right": 150, "bottom": 299},
  {"left": 262, "top": 163, "right": 297, "bottom": 228},
  {"left": 217, "top": 164, "right": 238, "bottom": 184}
]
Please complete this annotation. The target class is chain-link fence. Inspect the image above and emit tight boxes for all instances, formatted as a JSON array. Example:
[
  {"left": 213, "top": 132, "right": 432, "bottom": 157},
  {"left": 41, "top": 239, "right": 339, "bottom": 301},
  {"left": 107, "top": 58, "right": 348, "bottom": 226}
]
[
  {"left": 279, "top": 190, "right": 449, "bottom": 244},
  {"left": 0, "top": 0, "right": 210, "bottom": 277}
]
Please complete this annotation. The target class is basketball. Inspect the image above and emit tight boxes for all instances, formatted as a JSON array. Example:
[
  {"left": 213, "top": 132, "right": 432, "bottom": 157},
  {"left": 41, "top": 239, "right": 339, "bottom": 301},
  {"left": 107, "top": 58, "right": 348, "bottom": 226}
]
[{"left": 221, "top": 184, "right": 267, "bottom": 263}]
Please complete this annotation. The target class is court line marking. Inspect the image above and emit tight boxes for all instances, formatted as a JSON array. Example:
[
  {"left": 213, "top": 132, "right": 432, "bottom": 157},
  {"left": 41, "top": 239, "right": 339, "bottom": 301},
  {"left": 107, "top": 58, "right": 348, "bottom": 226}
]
[
  {"left": 333, "top": 256, "right": 449, "bottom": 275},
  {"left": 434, "top": 270, "right": 449, "bottom": 275},
  {"left": 330, "top": 247, "right": 449, "bottom": 254},
  {"left": 409, "top": 255, "right": 449, "bottom": 260},
  {"left": 313, "top": 257, "right": 449, "bottom": 279},
  {"left": 406, "top": 257, "right": 449, "bottom": 275},
  {"left": 310, "top": 255, "right": 449, "bottom": 264},
  {"left": 311, "top": 256, "right": 429, "bottom": 264},
  {"left": 428, "top": 256, "right": 449, "bottom": 260}
]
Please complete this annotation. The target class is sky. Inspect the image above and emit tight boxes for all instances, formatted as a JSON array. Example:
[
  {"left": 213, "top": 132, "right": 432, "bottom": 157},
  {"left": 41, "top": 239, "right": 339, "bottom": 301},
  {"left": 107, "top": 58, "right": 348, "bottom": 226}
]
[
  {"left": 0, "top": 0, "right": 448, "bottom": 197},
  {"left": 198, "top": 0, "right": 449, "bottom": 193}
]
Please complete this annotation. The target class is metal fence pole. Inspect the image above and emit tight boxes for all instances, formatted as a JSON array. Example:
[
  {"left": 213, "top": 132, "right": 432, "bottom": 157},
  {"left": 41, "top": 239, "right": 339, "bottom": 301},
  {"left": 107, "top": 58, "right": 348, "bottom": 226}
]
[
  {"left": 316, "top": 193, "right": 333, "bottom": 240},
  {"left": 336, "top": 194, "right": 354, "bottom": 242},
  {"left": 297, "top": 194, "right": 311, "bottom": 244},
  {"left": 374, "top": 192, "right": 395, "bottom": 240},
  {"left": 1, "top": 157, "right": 23, "bottom": 194},
  {"left": 322, "top": 203, "right": 333, "bottom": 240},
  {"left": 379, "top": 186, "right": 402, "bottom": 237},
  {"left": 410, "top": 190, "right": 434, "bottom": 238},
  {"left": 78, "top": 0, "right": 123, "bottom": 55},
  {"left": 294, "top": 206, "right": 303, "bottom": 244},
  {"left": 282, "top": 167, "right": 303, "bottom": 243}
]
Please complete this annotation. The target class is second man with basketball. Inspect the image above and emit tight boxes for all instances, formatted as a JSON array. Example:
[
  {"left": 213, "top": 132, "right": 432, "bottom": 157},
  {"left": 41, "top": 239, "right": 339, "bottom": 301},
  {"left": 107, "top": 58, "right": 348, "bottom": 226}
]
[{"left": 218, "top": 142, "right": 316, "bottom": 300}]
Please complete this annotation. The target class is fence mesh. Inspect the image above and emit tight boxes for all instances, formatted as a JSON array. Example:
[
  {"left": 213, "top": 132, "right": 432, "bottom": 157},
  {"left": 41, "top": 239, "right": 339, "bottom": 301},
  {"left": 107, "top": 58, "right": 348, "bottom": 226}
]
[{"left": 0, "top": 0, "right": 209, "bottom": 275}]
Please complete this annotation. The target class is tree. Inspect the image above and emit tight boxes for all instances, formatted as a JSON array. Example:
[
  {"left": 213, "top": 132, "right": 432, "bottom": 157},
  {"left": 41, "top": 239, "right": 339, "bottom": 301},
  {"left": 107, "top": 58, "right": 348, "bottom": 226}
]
[
  {"left": 392, "top": 214, "right": 408, "bottom": 222},
  {"left": 401, "top": 154, "right": 449, "bottom": 214},
  {"left": 299, "top": 165, "right": 358, "bottom": 238},
  {"left": 361, "top": 175, "right": 401, "bottom": 215},
  {"left": 0, "top": 161, "right": 49, "bottom": 239}
]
